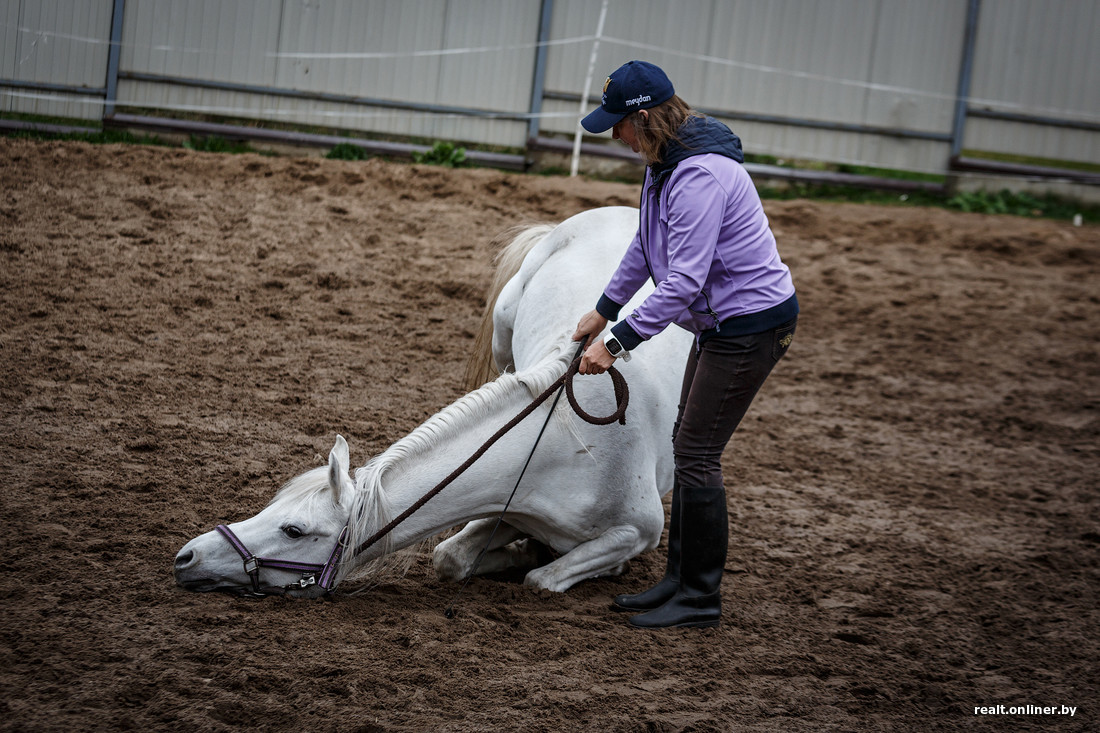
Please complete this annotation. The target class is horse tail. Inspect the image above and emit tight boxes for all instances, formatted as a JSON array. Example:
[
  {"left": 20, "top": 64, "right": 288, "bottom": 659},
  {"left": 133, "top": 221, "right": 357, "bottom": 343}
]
[{"left": 463, "top": 222, "right": 555, "bottom": 391}]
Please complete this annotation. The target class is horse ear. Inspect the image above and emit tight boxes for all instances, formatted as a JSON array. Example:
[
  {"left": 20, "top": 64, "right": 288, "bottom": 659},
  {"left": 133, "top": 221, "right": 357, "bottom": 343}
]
[{"left": 327, "top": 435, "right": 352, "bottom": 504}]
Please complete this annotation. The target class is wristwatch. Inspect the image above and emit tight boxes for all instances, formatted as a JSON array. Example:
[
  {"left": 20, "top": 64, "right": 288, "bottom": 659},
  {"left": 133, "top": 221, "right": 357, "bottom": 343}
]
[{"left": 604, "top": 335, "right": 631, "bottom": 362}]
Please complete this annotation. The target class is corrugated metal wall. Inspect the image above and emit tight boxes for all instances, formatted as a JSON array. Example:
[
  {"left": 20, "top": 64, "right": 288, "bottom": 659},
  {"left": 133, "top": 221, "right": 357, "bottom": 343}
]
[
  {"left": 118, "top": 0, "right": 540, "bottom": 146},
  {"left": 539, "top": 0, "right": 969, "bottom": 172},
  {"left": 1, "top": 0, "right": 114, "bottom": 119},
  {"left": 966, "top": 0, "right": 1099, "bottom": 164},
  {"left": 2, "top": 0, "right": 1097, "bottom": 177}
]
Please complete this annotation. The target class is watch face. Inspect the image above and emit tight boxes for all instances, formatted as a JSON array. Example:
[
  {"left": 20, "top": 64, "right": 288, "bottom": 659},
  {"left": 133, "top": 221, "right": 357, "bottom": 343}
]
[{"left": 606, "top": 338, "right": 622, "bottom": 356}]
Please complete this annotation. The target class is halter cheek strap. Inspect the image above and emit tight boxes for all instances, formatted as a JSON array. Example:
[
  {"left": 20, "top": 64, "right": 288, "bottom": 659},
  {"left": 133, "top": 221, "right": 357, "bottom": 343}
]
[{"left": 215, "top": 524, "right": 348, "bottom": 596}]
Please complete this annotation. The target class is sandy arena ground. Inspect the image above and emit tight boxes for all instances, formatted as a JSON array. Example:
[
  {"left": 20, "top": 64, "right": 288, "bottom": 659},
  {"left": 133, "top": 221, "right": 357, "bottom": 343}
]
[{"left": 1, "top": 137, "right": 1097, "bottom": 731}]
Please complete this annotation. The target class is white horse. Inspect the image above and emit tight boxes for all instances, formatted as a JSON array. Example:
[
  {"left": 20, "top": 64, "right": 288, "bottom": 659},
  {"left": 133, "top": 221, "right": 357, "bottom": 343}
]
[{"left": 174, "top": 206, "right": 691, "bottom": 597}]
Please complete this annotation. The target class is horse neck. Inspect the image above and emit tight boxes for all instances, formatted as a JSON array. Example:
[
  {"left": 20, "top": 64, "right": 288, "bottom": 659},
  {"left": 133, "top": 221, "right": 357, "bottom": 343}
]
[{"left": 348, "top": 358, "right": 569, "bottom": 560}]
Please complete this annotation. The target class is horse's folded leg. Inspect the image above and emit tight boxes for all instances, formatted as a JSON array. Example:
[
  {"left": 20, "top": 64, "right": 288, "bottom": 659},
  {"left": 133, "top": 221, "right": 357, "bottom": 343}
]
[
  {"left": 475, "top": 538, "right": 546, "bottom": 576},
  {"left": 433, "top": 519, "right": 527, "bottom": 582},
  {"left": 522, "top": 525, "right": 642, "bottom": 593}
]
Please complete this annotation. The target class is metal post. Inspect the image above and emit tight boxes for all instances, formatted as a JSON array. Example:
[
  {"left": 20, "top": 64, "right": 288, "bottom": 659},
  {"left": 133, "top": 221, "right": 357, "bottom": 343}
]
[
  {"left": 571, "top": 0, "right": 608, "bottom": 177},
  {"left": 526, "top": 0, "right": 554, "bottom": 145},
  {"left": 104, "top": 0, "right": 125, "bottom": 118},
  {"left": 950, "top": 0, "right": 981, "bottom": 160}
]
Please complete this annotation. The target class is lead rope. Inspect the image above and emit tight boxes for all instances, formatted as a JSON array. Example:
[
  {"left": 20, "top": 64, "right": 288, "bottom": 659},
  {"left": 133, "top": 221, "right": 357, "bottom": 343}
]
[
  {"left": 347, "top": 339, "right": 629, "bottom": 613},
  {"left": 444, "top": 340, "right": 588, "bottom": 619}
]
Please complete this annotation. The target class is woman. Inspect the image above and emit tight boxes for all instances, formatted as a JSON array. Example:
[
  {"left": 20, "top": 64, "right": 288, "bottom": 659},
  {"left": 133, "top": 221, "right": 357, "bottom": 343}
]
[{"left": 572, "top": 61, "right": 798, "bottom": 629}]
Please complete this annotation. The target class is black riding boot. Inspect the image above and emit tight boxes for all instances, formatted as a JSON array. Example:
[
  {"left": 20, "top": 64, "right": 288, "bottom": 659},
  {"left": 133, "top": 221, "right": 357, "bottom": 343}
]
[
  {"left": 629, "top": 485, "right": 727, "bottom": 629},
  {"left": 612, "top": 482, "right": 682, "bottom": 611}
]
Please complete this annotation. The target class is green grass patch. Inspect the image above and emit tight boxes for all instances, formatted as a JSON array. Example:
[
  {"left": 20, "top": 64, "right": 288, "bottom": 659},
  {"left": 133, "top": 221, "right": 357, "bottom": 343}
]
[
  {"left": 325, "top": 142, "right": 373, "bottom": 160},
  {"left": 961, "top": 149, "right": 1100, "bottom": 175},
  {"left": 945, "top": 189, "right": 1097, "bottom": 219},
  {"left": 2, "top": 116, "right": 259, "bottom": 155},
  {"left": 758, "top": 183, "right": 945, "bottom": 208},
  {"left": 181, "top": 134, "right": 256, "bottom": 154},
  {"left": 411, "top": 141, "right": 467, "bottom": 168},
  {"left": 756, "top": 182, "right": 1099, "bottom": 223},
  {"left": 1, "top": 122, "right": 173, "bottom": 148},
  {"left": 835, "top": 163, "right": 946, "bottom": 184},
  {"left": 0, "top": 111, "right": 100, "bottom": 129}
]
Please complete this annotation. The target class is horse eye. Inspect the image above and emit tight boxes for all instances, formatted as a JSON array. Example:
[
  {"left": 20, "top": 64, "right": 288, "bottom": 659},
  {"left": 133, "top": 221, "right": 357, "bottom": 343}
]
[{"left": 282, "top": 525, "right": 304, "bottom": 539}]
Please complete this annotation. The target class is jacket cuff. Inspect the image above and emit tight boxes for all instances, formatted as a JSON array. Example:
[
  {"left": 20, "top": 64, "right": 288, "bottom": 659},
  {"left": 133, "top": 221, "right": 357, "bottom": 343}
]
[
  {"left": 610, "top": 321, "right": 644, "bottom": 351},
  {"left": 595, "top": 294, "right": 624, "bottom": 321}
]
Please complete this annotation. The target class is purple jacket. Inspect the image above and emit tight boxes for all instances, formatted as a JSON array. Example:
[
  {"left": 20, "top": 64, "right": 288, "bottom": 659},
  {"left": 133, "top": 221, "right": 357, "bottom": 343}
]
[{"left": 597, "top": 131, "right": 797, "bottom": 351}]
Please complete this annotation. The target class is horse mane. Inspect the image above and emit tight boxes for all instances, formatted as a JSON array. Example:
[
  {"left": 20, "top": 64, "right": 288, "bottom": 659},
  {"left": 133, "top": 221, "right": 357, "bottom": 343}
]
[
  {"left": 463, "top": 222, "right": 556, "bottom": 391},
  {"left": 377, "top": 344, "right": 575, "bottom": 472},
  {"left": 267, "top": 466, "right": 333, "bottom": 513},
  {"left": 339, "top": 338, "right": 578, "bottom": 589}
]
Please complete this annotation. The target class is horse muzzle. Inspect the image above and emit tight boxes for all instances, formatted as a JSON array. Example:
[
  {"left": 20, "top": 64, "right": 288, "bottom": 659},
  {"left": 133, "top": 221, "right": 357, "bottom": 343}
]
[{"left": 173, "top": 525, "right": 348, "bottom": 598}]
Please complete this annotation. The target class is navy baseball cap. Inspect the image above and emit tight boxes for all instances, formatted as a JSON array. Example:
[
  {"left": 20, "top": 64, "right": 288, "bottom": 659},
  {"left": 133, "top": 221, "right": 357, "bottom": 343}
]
[{"left": 582, "top": 60, "right": 675, "bottom": 133}]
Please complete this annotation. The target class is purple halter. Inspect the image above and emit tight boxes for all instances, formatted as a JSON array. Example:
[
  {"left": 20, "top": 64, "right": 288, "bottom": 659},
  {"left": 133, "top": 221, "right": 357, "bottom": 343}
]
[{"left": 215, "top": 524, "right": 348, "bottom": 596}]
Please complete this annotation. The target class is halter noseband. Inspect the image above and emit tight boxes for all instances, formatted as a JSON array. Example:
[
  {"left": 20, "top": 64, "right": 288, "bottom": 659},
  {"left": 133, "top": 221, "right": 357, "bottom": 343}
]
[{"left": 215, "top": 524, "right": 348, "bottom": 596}]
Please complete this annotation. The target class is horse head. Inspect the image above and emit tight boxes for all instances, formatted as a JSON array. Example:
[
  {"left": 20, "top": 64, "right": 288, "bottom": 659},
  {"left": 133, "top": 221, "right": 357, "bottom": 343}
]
[{"left": 174, "top": 436, "right": 357, "bottom": 598}]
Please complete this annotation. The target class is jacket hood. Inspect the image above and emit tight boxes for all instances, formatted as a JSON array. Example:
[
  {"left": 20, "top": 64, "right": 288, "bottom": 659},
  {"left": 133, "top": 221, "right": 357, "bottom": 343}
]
[{"left": 650, "top": 115, "right": 744, "bottom": 181}]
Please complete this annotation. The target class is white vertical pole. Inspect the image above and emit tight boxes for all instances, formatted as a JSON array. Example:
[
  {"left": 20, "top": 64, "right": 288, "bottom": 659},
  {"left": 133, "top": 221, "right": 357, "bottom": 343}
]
[{"left": 570, "top": 0, "right": 609, "bottom": 177}]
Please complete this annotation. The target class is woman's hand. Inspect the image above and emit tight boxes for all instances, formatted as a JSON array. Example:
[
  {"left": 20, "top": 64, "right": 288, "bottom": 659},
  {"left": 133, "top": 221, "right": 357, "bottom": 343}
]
[
  {"left": 572, "top": 310, "right": 614, "bottom": 375},
  {"left": 572, "top": 309, "right": 607, "bottom": 344},
  {"left": 579, "top": 339, "right": 616, "bottom": 374}
]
